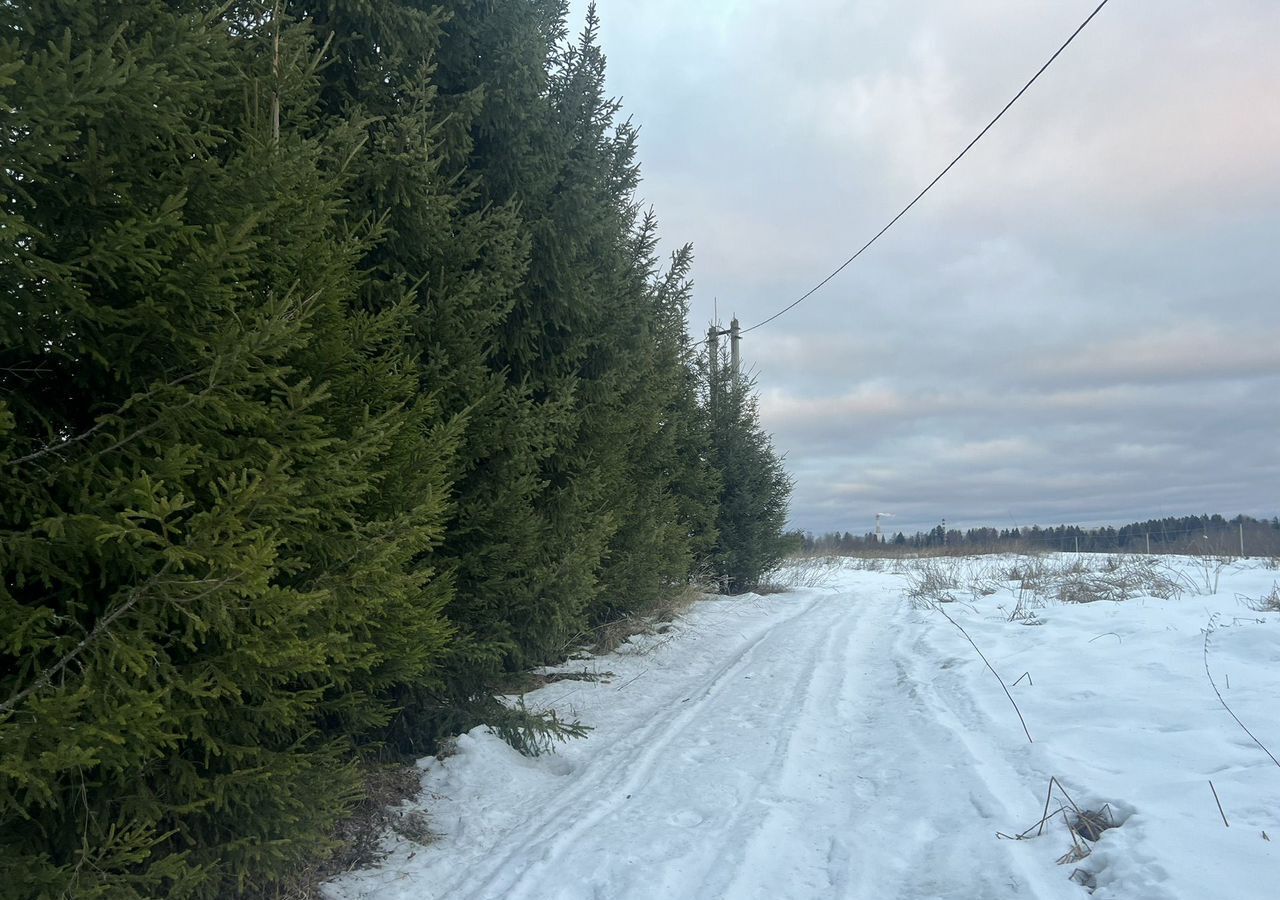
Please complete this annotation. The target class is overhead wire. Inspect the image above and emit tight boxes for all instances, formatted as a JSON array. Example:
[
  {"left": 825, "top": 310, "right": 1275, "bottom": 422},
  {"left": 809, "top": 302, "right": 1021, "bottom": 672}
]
[{"left": 728, "top": 0, "right": 1114, "bottom": 339}]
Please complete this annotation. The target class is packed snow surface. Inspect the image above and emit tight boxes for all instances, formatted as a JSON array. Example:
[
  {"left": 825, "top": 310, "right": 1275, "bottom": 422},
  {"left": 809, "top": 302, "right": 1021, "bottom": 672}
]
[{"left": 327, "top": 555, "right": 1280, "bottom": 899}]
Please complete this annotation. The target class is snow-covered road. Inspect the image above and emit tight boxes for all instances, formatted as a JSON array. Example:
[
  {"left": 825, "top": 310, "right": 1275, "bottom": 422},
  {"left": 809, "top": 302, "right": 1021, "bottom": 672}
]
[
  {"left": 329, "top": 558, "right": 1280, "bottom": 900},
  {"left": 456, "top": 590, "right": 1059, "bottom": 900}
]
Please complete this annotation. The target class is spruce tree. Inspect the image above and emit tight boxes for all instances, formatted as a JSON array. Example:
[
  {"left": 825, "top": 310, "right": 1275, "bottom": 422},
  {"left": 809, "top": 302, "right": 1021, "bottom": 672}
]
[
  {"left": 706, "top": 351, "right": 794, "bottom": 592},
  {"left": 652, "top": 247, "right": 722, "bottom": 581},
  {"left": 592, "top": 231, "right": 721, "bottom": 618},
  {"left": 293, "top": 1, "right": 568, "bottom": 743},
  {"left": 432, "top": 2, "right": 714, "bottom": 655},
  {"left": 427, "top": 0, "right": 610, "bottom": 664},
  {"left": 1, "top": 4, "right": 454, "bottom": 895}
]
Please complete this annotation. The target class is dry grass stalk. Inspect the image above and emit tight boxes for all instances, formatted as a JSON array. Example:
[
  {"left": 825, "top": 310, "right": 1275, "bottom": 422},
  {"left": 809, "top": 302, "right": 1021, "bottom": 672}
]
[
  {"left": 758, "top": 555, "right": 839, "bottom": 593},
  {"left": 929, "top": 601, "right": 1033, "bottom": 744},
  {"left": 1070, "top": 806, "right": 1116, "bottom": 842},
  {"left": 1203, "top": 613, "right": 1280, "bottom": 768},
  {"left": 556, "top": 581, "right": 707, "bottom": 658},
  {"left": 999, "top": 777, "right": 1117, "bottom": 885},
  {"left": 1246, "top": 582, "right": 1280, "bottom": 612},
  {"left": 1209, "top": 780, "right": 1230, "bottom": 827}
]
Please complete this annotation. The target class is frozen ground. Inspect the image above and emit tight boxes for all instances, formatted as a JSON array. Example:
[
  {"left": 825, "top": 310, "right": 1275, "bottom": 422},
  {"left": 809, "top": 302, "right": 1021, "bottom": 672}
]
[{"left": 326, "top": 554, "right": 1280, "bottom": 900}]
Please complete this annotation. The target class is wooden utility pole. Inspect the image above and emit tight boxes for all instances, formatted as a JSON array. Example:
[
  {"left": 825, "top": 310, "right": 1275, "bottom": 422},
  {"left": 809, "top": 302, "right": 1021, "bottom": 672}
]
[
  {"left": 729, "top": 317, "right": 740, "bottom": 390},
  {"left": 707, "top": 324, "right": 719, "bottom": 414},
  {"left": 271, "top": 1, "right": 282, "bottom": 143},
  {"left": 708, "top": 319, "right": 740, "bottom": 411}
]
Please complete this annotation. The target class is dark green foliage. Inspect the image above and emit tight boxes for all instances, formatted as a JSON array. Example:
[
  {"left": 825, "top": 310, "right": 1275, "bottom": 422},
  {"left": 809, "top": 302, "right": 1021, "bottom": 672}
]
[
  {"left": 806, "top": 513, "right": 1280, "bottom": 556},
  {"left": 592, "top": 236, "right": 721, "bottom": 618},
  {"left": 286, "top": 0, "right": 550, "bottom": 750},
  {"left": 706, "top": 352, "right": 795, "bottom": 593},
  {"left": 483, "top": 698, "right": 590, "bottom": 758},
  {"left": 1, "top": 3, "right": 453, "bottom": 896},
  {"left": 429, "top": 1, "right": 718, "bottom": 665}
]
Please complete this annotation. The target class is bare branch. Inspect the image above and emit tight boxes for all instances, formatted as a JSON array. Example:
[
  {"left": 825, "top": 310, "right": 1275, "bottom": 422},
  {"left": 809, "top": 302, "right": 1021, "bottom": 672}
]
[
  {"left": 7, "top": 419, "right": 109, "bottom": 466},
  {"left": 0, "top": 562, "right": 173, "bottom": 718},
  {"left": 6, "top": 372, "right": 201, "bottom": 467}
]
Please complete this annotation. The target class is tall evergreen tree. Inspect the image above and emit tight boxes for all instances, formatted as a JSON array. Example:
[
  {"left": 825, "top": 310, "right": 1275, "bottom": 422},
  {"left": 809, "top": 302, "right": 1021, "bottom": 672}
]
[
  {"left": 428, "top": 1, "right": 628, "bottom": 663},
  {"left": 592, "top": 229, "right": 720, "bottom": 617},
  {"left": 654, "top": 248, "right": 723, "bottom": 579},
  {"left": 431, "top": 1, "right": 727, "bottom": 648},
  {"left": 292, "top": 2, "right": 575, "bottom": 744},
  {"left": 706, "top": 350, "right": 794, "bottom": 592},
  {"left": 0, "top": 4, "right": 454, "bottom": 895}
]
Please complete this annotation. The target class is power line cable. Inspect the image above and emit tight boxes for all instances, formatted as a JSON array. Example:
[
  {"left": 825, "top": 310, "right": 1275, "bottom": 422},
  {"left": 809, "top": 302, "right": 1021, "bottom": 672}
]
[{"left": 737, "top": 0, "right": 1114, "bottom": 337}]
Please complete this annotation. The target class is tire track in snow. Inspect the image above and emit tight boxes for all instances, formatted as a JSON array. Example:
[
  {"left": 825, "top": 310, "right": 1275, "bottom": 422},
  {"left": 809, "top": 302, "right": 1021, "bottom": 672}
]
[
  {"left": 690, "top": 591, "right": 1070, "bottom": 900},
  {"left": 580, "top": 598, "right": 842, "bottom": 900},
  {"left": 334, "top": 583, "right": 1083, "bottom": 900},
  {"left": 823, "top": 600, "right": 1067, "bottom": 900},
  {"left": 456, "top": 593, "right": 827, "bottom": 900},
  {"left": 691, "top": 595, "right": 866, "bottom": 899}
]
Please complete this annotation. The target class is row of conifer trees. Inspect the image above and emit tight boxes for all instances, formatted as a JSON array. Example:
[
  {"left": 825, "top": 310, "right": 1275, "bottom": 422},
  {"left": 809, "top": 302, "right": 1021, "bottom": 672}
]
[{"left": 0, "top": 2, "right": 792, "bottom": 896}]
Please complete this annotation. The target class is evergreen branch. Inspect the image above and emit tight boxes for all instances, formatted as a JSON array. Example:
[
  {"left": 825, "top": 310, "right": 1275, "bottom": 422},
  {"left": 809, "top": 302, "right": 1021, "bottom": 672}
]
[
  {"left": 6, "top": 284, "right": 321, "bottom": 470},
  {"left": 0, "top": 566, "right": 246, "bottom": 718},
  {"left": 0, "top": 562, "right": 173, "bottom": 718}
]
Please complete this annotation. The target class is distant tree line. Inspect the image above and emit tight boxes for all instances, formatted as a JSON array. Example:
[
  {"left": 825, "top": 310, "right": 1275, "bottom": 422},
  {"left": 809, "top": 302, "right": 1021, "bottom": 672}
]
[
  {"left": 0, "top": 2, "right": 791, "bottom": 896},
  {"left": 797, "top": 514, "right": 1280, "bottom": 557}
]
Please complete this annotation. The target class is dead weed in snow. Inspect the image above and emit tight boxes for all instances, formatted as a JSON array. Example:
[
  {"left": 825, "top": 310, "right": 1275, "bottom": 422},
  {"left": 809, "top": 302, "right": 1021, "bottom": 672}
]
[
  {"left": 997, "top": 777, "right": 1120, "bottom": 893},
  {"left": 1245, "top": 582, "right": 1280, "bottom": 613},
  {"left": 903, "top": 553, "right": 1194, "bottom": 616}
]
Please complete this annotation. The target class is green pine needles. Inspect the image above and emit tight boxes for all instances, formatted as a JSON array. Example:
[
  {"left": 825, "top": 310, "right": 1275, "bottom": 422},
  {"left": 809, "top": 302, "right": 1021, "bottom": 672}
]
[{"left": 0, "top": 2, "right": 792, "bottom": 896}]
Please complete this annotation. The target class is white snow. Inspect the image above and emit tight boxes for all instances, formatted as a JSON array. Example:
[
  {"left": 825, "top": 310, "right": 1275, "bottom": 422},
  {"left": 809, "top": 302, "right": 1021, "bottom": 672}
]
[{"left": 326, "top": 554, "right": 1280, "bottom": 900}]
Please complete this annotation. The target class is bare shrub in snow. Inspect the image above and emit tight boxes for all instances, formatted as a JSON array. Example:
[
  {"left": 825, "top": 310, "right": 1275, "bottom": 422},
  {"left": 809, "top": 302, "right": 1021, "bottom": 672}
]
[
  {"left": 1246, "top": 582, "right": 1280, "bottom": 612},
  {"left": 1003, "top": 554, "right": 1054, "bottom": 595},
  {"left": 1057, "top": 572, "right": 1136, "bottom": 604},
  {"left": 902, "top": 557, "right": 962, "bottom": 608},
  {"left": 758, "top": 555, "right": 839, "bottom": 593},
  {"left": 1001, "top": 554, "right": 1187, "bottom": 606}
]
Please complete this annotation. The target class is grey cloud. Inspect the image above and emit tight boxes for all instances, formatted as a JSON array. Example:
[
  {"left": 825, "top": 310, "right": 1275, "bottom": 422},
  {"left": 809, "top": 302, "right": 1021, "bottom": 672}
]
[{"left": 581, "top": 0, "right": 1279, "bottom": 535}]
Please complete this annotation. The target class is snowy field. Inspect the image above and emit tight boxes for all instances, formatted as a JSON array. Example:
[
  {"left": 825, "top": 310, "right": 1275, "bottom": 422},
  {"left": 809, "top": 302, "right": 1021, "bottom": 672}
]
[{"left": 326, "top": 554, "right": 1280, "bottom": 900}]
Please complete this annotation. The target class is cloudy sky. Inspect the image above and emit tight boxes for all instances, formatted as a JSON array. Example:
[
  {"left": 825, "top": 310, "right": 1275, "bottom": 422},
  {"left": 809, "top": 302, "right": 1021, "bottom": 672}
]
[{"left": 568, "top": 0, "right": 1279, "bottom": 536}]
